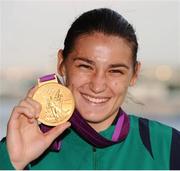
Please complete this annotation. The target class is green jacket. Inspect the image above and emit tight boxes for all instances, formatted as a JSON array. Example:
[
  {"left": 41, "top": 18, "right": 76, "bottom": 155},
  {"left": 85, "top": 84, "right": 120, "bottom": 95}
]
[{"left": 0, "top": 115, "right": 180, "bottom": 170}]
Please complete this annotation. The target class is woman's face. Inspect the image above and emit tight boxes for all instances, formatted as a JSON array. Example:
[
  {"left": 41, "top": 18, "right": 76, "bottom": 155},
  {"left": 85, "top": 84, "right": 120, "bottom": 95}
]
[{"left": 58, "top": 32, "right": 140, "bottom": 131}]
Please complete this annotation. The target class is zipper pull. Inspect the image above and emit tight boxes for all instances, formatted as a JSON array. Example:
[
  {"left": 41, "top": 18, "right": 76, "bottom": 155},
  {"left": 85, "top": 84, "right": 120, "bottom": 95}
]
[{"left": 93, "top": 146, "right": 96, "bottom": 152}]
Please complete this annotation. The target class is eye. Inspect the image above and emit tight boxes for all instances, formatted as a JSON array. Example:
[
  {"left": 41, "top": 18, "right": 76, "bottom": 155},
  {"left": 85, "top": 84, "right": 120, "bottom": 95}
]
[
  {"left": 109, "top": 69, "right": 124, "bottom": 74},
  {"left": 77, "top": 64, "right": 93, "bottom": 70}
]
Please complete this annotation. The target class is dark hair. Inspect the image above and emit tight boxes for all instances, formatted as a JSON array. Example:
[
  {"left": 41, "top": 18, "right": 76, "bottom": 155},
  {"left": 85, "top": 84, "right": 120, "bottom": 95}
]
[{"left": 63, "top": 8, "right": 138, "bottom": 67}]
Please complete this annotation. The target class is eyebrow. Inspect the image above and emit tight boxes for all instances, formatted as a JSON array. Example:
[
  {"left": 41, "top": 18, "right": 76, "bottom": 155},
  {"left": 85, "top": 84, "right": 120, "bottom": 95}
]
[
  {"left": 109, "top": 63, "right": 129, "bottom": 69},
  {"left": 73, "top": 57, "right": 129, "bottom": 69},
  {"left": 73, "top": 57, "right": 95, "bottom": 65}
]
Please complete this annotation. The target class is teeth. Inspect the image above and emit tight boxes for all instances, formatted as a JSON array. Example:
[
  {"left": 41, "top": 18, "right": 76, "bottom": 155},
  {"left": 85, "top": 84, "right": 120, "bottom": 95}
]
[{"left": 82, "top": 94, "right": 109, "bottom": 104}]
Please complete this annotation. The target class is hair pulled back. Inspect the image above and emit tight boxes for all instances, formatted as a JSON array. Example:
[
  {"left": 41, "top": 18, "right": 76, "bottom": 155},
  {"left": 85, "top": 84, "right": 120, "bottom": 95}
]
[{"left": 63, "top": 8, "right": 138, "bottom": 66}]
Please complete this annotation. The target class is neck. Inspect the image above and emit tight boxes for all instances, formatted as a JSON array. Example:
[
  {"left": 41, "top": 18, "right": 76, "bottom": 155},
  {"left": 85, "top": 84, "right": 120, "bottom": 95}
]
[{"left": 87, "top": 111, "right": 119, "bottom": 132}]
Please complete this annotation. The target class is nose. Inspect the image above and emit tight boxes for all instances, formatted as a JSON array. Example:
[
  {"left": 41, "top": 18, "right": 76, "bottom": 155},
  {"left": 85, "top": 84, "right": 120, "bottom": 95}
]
[{"left": 89, "top": 71, "right": 107, "bottom": 94}]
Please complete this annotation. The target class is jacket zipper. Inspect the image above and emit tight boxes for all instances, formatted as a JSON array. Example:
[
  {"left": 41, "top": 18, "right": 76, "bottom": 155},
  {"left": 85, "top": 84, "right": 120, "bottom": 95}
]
[{"left": 92, "top": 146, "right": 97, "bottom": 169}]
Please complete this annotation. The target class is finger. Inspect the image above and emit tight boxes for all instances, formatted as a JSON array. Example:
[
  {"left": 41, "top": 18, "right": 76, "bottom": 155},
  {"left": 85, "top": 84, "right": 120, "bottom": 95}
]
[
  {"left": 44, "top": 122, "right": 71, "bottom": 145},
  {"left": 26, "top": 85, "right": 38, "bottom": 98},
  {"left": 26, "top": 97, "right": 42, "bottom": 118},
  {"left": 28, "top": 117, "right": 38, "bottom": 124},
  {"left": 19, "top": 99, "right": 37, "bottom": 116},
  {"left": 19, "top": 98, "right": 41, "bottom": 118},
  {"left": 10, "top": 106, "right": 34, "bottom": 121}
]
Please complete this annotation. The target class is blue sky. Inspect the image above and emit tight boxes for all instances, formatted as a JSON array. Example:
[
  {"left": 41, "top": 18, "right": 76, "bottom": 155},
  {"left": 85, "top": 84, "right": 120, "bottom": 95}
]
[{"left": 1, "top": 0, "right": 180, "bottom": 71}]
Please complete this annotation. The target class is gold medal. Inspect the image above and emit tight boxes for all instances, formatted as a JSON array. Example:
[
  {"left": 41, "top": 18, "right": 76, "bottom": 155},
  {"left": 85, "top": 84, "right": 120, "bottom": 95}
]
[{"left": 33, "top": 76, "right": 75, "bottom": 126}]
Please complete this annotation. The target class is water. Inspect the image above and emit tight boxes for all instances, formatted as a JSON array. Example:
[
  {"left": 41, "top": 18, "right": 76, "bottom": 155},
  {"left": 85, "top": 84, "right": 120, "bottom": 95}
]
[{"left": 0, "top": 98, "right": 180, "bottom": 140}]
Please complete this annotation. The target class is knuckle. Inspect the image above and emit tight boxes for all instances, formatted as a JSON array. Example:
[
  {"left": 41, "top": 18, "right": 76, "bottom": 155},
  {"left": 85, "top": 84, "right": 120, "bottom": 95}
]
[
  {"left": 32, "top": 100, "right": 41, "bottom": 112},
  {"left": 36, "top": 102, "right": 42, "bottom": 111},
  {"left": 23, "top": 108, "right": 29, "bottom": 114},
  {"left": 28, "top": 107, "right": 34, "bottom": 115},
  {"left": 25, "top": 107, "right": 32, "bottom": 115},
  {"left": 19, "top": 99, "right": 27, "bottom": 106}
]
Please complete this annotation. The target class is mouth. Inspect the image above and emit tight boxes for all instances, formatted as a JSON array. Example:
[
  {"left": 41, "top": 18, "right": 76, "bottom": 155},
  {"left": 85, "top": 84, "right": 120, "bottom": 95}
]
[{"left": 81, "top": 93, "right": 110, "bottom": 104}]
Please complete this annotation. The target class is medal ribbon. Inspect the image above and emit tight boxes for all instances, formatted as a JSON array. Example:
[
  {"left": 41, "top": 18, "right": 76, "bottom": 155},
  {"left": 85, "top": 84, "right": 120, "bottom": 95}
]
[{"left": 39, "top": 74, "right": 130, "bottom": 151}]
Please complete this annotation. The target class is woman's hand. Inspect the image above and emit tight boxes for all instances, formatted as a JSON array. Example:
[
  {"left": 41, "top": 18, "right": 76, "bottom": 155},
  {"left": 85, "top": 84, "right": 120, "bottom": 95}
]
[{"left": 6, "top": 86, "right": 71, "bottom": 169}]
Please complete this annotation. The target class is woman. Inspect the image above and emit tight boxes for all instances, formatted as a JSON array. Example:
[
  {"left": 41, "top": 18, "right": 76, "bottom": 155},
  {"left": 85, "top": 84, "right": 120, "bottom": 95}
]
[{"left": 0, "top": 8, "right": 179, "bottom": 169}]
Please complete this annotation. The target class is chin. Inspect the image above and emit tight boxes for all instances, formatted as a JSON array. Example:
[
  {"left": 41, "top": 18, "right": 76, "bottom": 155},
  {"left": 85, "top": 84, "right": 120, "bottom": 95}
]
[
  {"left": 77, "top": 107, "right": 110, "bottom": 123},
  {"left": 81, "top": 113, "right": 103, "bottom": 123}
]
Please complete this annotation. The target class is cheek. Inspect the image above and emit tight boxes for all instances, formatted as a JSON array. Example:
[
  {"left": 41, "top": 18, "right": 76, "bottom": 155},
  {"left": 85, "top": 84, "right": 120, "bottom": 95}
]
[
  {"left": 66, "top": 70, "right": 91, "bottom": 90},
  {"left": 110, "top": 79, "right": 129, "bottom": 96}
]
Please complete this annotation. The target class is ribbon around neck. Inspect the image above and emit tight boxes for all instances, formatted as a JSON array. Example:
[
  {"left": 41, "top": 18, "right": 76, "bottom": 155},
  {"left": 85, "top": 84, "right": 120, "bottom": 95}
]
[{"left": 40, "top": 108, "right": 130, "bottom": 151}]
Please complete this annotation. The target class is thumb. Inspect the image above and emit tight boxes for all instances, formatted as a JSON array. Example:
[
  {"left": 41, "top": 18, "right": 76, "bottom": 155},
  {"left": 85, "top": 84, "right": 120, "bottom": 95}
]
[
  {"left": 26, "top": 85, "right": 38, "bottom": 98},
  {"left": 44, "top": 122, "right": 71, "bottom": 145}
]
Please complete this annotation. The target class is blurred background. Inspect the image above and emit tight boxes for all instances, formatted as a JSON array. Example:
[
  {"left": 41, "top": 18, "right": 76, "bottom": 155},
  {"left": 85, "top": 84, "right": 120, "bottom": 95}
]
[{"left": 0, "top": 0, "right": 180, "bottom": 139}]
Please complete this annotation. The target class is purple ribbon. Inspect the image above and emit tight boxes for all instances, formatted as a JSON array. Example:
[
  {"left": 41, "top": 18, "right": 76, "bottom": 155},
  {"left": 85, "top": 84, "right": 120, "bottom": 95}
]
[
  {"left": 39, "top": 74, "right": 56, "bottom": 82},
  {"left": 38, "top": 74, "right": 130, "bottom": 151},
  {"left": 69, "top": 109, "right": 129, "bottom": 148}
]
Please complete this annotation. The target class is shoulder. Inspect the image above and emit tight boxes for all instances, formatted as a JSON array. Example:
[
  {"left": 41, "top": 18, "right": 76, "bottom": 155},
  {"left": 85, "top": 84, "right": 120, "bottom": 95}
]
[
  {"left": 129, "top": 114, "right": 180, "bottom": 169},
  {"left": 129, "top": 115, "right": 172, "bottom": 157},
  {"left": 129, "top": 114, "right": 173, "bottom": 137},
  {"left": 129, "top": 114, "right": 180, "bottom": 144}
]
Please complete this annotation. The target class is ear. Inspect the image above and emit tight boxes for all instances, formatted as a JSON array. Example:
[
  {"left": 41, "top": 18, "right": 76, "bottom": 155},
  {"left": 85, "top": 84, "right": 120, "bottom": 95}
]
[
  {"left": 129, "top": 61, "right": 141, "bottom": 86},
  {"left": 57, "top": 49, "right": 66, "bottom": 76}
]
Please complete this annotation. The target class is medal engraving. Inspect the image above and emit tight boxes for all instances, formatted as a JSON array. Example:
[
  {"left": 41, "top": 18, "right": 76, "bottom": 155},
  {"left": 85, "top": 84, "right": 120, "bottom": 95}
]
[{"left": 33, "top": 83, "right": 75, "bottom": 126}]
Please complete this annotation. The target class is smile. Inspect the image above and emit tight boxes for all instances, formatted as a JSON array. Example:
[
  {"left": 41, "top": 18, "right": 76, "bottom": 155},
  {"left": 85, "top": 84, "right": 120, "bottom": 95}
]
[{"left": 82, "top": 94, "right": 110, "bottom": 104}]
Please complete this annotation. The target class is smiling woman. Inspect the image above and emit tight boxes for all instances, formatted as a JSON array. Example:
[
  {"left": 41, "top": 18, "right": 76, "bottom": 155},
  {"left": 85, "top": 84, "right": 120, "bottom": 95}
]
[
  {"left": 58, "top": 33, "right": 139, "bottom": 132},
  {"left": 0, "top": 8, "right": 180, "bottom": 170}
]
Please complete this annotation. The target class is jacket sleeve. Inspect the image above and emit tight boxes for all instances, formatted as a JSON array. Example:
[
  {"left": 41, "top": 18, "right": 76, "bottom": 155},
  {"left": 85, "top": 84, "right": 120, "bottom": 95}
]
[
  {"left": 0, "top": 138, "right": 15, "bottom": 170},
  {"left": 170, "top": 128, "right": 180, "bottom": 169}
]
